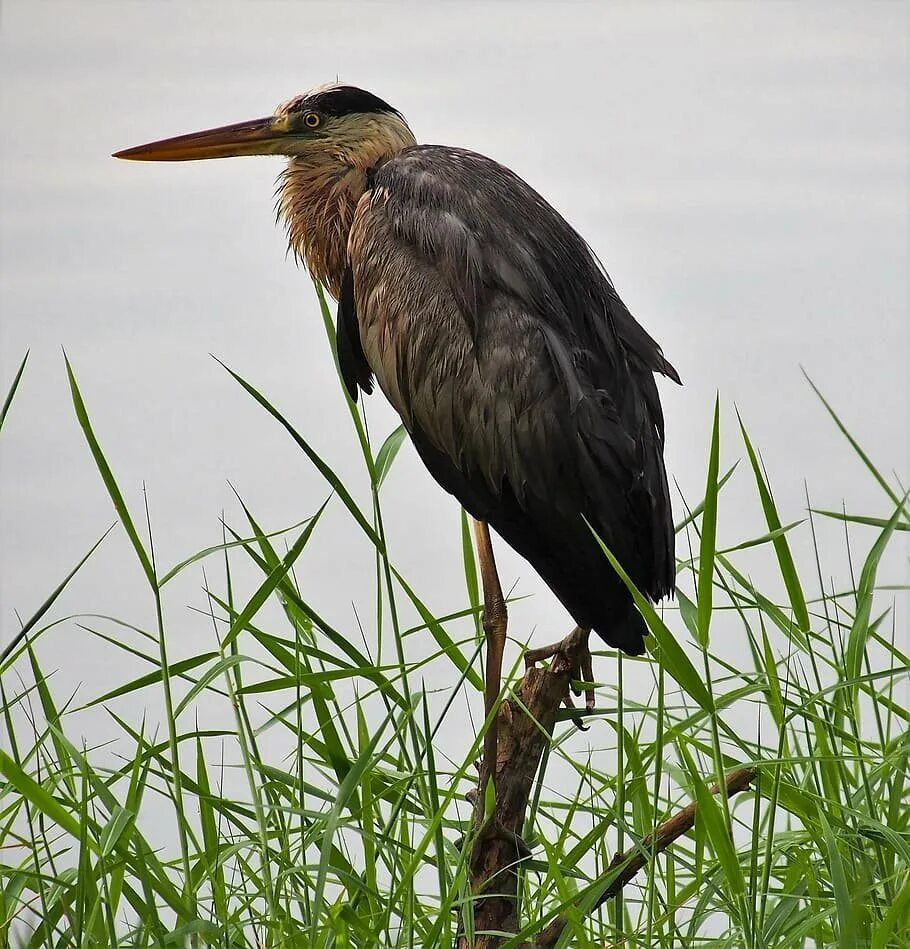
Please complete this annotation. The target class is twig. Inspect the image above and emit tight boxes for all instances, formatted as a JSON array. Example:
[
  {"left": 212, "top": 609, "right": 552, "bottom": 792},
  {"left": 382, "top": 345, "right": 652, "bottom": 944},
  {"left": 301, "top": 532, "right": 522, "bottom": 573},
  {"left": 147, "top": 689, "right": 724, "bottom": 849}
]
[{"left": 533, "top": 765, "right": 758, "bottom": 948}]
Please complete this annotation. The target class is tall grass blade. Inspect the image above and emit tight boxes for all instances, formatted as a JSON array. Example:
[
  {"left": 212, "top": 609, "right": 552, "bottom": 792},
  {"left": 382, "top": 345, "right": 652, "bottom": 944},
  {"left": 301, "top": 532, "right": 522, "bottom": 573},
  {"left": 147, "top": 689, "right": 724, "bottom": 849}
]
[
  {"left": 374, "top": 423, "right": 408, "bottom": 488},
  {"left": 0, "top": 525, "right": 113, "bottom": 669},
  {"left": 593, "top": 528, "right": 714, "bottom": 713},
  {"left": 216, "top": 358, "right": 381, "bottom": 547},
  {"left": 0, "top": 350, "right": 29, "bottom": 435},
  {"left": 64, "top": 355, "right": 156, "bottom": 588},
  {"left": 696, "top": 396, "right": 721, "bottom": 646},
  {"left": 738, "top": 412, "right": 811, "bottom": 634}
]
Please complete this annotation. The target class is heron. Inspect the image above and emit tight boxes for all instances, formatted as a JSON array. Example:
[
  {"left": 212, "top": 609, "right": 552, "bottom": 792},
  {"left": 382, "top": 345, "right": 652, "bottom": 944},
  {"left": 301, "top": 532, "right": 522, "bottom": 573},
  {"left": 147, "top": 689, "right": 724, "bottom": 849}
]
[{"left": 114, "top": 83, "right": 679, "bottom": 800}]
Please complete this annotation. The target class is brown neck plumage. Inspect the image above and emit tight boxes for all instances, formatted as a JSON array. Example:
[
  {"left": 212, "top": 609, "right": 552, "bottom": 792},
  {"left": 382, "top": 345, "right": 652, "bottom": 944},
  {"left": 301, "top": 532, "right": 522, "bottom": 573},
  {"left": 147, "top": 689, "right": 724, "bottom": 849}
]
[{"left": 277, "top": 113, "right": 416, "bottom": 298}]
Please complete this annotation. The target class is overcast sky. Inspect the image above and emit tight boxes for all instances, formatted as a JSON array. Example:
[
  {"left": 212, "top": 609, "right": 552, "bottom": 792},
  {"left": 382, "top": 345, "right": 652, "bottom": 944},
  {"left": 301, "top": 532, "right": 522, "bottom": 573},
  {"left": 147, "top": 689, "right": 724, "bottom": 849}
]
[{"left": 1, "top": 2, "right": 907, "bottom": 768}]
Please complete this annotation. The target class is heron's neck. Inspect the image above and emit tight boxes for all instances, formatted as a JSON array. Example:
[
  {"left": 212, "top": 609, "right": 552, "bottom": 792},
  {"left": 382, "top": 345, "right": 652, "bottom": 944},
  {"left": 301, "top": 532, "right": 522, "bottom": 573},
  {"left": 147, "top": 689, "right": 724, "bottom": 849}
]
[{"left": 278, "top": 117, "right": 416, "bottom": 297}]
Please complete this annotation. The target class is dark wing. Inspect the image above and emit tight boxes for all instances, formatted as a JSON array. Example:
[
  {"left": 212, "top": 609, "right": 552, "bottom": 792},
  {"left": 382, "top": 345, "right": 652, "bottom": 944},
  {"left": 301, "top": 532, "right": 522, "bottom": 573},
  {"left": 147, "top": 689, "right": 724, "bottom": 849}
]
[
  {"left": 347, "top": 145, "right": 678, "bottom": 648},
  {"left": 336, "top": 264, "right": 373, "bottom": 400}
]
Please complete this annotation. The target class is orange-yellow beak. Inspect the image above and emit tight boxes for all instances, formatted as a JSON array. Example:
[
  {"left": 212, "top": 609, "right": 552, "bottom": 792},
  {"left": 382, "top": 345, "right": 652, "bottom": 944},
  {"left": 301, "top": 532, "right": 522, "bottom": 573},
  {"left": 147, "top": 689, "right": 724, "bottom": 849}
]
[{"left": 113, "top": 115, "right": 293, "bottom": 162}]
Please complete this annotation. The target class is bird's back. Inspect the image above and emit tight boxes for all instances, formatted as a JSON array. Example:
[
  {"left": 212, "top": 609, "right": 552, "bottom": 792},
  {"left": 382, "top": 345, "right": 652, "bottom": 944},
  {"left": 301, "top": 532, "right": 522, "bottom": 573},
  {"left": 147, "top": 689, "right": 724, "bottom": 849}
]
[{"left": 342, "top": 145, "right": 679, "bottom": 653}]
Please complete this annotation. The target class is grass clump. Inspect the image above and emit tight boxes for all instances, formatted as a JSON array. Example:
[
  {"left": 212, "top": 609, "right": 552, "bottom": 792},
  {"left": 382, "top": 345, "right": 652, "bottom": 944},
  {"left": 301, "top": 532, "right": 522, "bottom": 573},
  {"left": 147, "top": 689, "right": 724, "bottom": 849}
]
[{"left": 1, "top": 302, "right": 907, "bottom": 947}]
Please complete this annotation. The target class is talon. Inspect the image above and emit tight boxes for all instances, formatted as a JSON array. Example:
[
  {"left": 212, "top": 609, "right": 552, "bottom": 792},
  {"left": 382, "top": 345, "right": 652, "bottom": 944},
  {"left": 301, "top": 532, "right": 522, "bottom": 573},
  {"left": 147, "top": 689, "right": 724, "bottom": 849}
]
[{"left": 562, "top": 692, "right": 588, "bottom": 731}]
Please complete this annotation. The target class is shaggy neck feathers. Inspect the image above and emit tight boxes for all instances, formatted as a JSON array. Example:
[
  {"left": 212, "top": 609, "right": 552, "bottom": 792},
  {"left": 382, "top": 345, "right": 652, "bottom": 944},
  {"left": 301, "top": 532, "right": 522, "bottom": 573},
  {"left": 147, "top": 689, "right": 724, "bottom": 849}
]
[{"left": 277, "top": 113, "right": 415, "bottom": 297}]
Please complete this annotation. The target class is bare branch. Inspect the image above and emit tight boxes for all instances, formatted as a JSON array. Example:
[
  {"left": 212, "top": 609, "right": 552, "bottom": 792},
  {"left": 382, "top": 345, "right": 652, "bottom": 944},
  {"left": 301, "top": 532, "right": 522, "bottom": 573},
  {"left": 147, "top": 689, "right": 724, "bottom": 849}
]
[
  {"left": 533, "top": 766, "right": 758, "bottom": 948},
  {"left": 459, "top": 627, "right": 590, "bottom": 949}
]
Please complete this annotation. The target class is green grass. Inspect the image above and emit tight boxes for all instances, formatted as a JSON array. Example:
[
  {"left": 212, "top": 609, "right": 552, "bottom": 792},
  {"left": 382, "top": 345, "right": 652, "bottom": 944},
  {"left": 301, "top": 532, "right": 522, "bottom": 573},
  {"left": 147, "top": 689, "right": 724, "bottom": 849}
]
[{"left": 1, "top": 297, "right": 908, "bottom": 947}]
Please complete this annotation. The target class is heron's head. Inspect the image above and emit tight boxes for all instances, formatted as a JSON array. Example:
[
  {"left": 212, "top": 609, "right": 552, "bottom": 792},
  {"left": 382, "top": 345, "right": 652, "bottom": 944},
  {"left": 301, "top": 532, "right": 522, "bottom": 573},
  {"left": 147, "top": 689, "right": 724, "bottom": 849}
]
[
  {"left": 114, "top": 83, "right": 415, "bottom": 168},
  {"left": 114, "top": 84, "right": 416, "bottom": 294}
]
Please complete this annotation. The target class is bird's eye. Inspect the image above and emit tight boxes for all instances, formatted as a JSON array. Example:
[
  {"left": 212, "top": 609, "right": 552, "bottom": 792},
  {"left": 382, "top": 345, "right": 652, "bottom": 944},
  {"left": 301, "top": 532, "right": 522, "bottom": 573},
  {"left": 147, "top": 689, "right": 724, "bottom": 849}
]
[{"left": 303, "top": 111, "right": 321, "bottom": 129}]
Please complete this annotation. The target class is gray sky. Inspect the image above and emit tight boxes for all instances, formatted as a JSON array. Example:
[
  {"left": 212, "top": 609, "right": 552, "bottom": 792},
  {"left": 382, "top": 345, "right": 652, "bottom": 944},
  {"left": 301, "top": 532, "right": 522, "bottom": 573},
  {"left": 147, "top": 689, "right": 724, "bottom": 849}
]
[{"left": 1, "top": 2, "right": 908, "bottom": 757}]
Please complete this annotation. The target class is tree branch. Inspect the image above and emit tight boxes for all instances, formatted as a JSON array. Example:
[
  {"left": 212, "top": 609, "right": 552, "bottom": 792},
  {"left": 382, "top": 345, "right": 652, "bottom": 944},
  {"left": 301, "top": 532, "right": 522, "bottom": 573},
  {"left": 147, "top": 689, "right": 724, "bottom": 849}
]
[
  {"left": 458, "top": 627, "right": 590, "bottom": 949},
  {"left": 533, "top": 765, "right": 758, "bottom": 948},
  {"left": 457, "top": 624, "right": 758, "bottom": 949}
]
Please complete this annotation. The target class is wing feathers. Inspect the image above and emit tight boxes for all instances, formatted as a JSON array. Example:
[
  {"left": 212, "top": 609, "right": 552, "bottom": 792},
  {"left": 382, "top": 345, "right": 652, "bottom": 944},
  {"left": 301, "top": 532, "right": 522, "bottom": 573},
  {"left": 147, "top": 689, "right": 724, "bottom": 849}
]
[
  {"left": 347, "top": 145, "right": 677, "bottom": 643},
  {"left": 336, "top": 265, "right": 373, "bottom": 400}
]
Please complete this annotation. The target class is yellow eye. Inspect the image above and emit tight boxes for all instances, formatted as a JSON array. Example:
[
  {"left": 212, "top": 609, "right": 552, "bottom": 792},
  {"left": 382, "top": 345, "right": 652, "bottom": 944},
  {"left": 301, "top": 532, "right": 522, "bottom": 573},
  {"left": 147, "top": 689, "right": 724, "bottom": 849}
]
[{"left": 303, "top": 111, "right": 321, "bottom": 129}]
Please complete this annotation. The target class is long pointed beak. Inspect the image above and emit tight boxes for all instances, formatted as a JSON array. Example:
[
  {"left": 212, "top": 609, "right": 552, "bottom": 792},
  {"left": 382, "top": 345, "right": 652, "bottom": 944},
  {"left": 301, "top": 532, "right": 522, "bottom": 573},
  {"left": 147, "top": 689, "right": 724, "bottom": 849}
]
[{"left": 113, "top": 115, "right": 293, "bottom": 162}]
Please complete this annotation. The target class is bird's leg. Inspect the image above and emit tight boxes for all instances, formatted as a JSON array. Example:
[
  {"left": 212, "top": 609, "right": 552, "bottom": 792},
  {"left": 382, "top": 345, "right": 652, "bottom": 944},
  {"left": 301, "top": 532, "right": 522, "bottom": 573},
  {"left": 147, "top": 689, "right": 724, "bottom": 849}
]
[
  {"left": 525, "top": 626, "right": 596, "bottom": 720},
  {"left": 473, "top": 519, "right": 508, "bottom": 812}
]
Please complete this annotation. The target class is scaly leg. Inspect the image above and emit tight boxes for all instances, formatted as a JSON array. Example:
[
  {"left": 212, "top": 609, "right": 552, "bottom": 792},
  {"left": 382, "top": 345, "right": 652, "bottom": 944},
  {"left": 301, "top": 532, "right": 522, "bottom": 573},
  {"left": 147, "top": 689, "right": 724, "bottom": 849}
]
[{"left": 473, "top": 519, "right": 508, "bottom": 804}]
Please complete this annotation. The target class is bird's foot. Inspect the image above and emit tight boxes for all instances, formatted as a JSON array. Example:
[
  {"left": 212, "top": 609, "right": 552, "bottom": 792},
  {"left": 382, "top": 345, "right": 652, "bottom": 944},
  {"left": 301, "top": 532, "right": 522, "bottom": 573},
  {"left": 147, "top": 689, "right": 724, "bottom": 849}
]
[{"left": 524, "top": 626, "right": 595, "bottom": 726}]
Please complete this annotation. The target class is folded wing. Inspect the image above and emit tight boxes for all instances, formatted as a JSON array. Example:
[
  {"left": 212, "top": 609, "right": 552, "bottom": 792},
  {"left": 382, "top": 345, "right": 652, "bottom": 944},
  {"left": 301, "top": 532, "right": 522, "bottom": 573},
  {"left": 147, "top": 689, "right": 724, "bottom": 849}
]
[{"left": 341, "top": 145, "right": 678, "bottom": 651}]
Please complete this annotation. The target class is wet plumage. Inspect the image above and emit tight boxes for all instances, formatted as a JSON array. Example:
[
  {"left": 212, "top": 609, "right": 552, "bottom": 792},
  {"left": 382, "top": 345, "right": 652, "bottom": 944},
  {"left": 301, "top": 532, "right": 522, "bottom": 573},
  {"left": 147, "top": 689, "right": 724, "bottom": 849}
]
[
  {"left": 114, "top": 83, "right": 679, "bottom": 659},
  {"left": 344, "top": 145, "right": 679, "bottom": 653}
]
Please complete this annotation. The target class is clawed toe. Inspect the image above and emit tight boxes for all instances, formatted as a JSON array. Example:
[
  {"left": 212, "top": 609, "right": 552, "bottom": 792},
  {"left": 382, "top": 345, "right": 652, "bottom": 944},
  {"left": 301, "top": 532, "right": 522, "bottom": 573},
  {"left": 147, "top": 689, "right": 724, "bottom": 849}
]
[
  {"left": 562, "top": 690, "right": 589, "bottom": 730},
  {"left": 524, "top": 638, "right": 565, "bottom": 670}
]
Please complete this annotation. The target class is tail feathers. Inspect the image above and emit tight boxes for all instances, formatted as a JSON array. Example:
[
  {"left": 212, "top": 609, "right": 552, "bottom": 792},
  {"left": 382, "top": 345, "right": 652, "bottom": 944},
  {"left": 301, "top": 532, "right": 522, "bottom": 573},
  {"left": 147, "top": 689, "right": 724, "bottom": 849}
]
[{"left": 594, "top": 597, "right": 649, "bottom": 656}]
